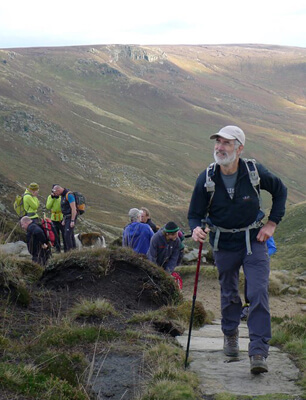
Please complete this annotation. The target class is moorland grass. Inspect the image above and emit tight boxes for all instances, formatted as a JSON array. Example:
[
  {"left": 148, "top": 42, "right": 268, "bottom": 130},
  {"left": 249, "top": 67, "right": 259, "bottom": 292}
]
[
  {"left": 139, "top": 342, "right": 200, "bottom": 400},
  {"left": 0, "top": 362, "right": 88, "bottom": 400},
  {"left": 0, "top": 253, "right": 43, "bottom": 305},
  {"left": 271, "top": 314, "right": 306, "bottom": 391},
  {"left": 0, "top": 248, "right": 191, "bottom": 399},
  {"left": 128, "top": 299, "right": 210, "bottom": 329},
  {"left": 70, "top": 298, "right": 119, "bottom": 320}
]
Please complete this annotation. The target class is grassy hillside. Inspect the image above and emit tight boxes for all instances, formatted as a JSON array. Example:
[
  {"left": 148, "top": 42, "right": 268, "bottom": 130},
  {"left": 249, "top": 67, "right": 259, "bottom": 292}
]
[
  {"left": 0, "top": 44, "right": 305, "bottom": 233},
  {"left": 272, "top": 201, "right": 306, "bottom": 272}
]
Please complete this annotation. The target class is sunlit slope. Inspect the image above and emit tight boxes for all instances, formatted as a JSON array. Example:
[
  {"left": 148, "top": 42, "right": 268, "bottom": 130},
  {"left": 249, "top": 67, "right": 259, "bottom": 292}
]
[{"left": 0, "top": 44, "right": 305, "bottom": 228}]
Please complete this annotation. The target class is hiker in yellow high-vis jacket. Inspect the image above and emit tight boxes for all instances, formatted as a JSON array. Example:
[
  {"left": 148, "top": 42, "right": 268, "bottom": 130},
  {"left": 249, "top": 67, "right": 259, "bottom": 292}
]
[
  {"left": 46, "top": 184, "right": 66, "bottom": 253},
  {"left": 23, "top": 182, "right": 40, "bottom": 223}
]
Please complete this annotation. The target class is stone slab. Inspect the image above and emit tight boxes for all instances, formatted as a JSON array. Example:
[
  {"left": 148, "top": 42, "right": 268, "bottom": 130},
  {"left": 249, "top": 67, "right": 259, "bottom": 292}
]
[{"left": 177, "top": 321, "right": 303, "bottom": 397}]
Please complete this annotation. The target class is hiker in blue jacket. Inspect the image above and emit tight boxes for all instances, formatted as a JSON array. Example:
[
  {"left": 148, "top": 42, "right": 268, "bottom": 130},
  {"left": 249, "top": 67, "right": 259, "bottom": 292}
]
[
  {"left": 122, "top": 208, "right": 154, "bottom": 254},
  {"left": 147, "top": 221, "right": 181, "bottom": 273},
  {"left": 188, "top": 125, "right": 287, "bottom": 374}
]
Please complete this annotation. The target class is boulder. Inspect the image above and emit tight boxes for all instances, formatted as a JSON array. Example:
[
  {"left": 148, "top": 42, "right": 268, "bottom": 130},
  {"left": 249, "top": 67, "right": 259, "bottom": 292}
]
[{"left": 0, "top": 241, "right": 30, "bottom": 256}]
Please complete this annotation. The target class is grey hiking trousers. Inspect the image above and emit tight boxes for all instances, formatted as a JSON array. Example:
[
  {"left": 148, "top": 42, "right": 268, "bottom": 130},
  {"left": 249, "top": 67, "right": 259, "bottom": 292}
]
[{"left": 213, "top": 240, "right": 271, "bottom": 357}]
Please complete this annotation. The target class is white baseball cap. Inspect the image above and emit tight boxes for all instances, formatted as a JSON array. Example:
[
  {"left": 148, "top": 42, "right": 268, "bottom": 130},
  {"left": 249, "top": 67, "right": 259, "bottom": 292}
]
[{"left": 210, "top": 125, "right": 245, "bottom": 146}]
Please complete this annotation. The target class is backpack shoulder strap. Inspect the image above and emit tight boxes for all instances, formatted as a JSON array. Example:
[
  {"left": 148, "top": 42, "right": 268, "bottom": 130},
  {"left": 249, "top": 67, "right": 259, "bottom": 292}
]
[
  {"left": 243, "top": 158, "right": 261, "bottom": 206},
  {"left": 243, "top": 158, "right": 260, "bottom": 188},
  {"left": 204, "top": 162, "right": 217, "bottom": 210},
  {"left": 65, "top": 191, "right": 73, "bottom": 201},
  {"left": 204, "top": 162, "right": 216, "bottom": 193}
]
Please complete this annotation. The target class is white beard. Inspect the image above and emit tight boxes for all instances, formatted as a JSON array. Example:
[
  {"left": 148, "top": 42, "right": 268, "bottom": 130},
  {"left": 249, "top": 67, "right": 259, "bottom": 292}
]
[{"left": 214, "top": 149, "right": 237, "bottom": 166}]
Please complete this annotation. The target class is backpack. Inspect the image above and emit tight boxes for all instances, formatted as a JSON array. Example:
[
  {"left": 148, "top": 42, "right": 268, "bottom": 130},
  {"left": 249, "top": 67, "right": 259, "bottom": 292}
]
[
  {"left": 40, "top": 217, "right": 57, "bottom": 247},
  {"left": 205, "top": 158, "right": 261, "bottom": 210},
  {"left": 66, "top": 191, "right": 86, "bottom": 215},
  {"left": 171, "top": 272, "right": 183, "bottom": 290},
  {"left": 13, "top": 193, "right": 31, "bottom": 217}
]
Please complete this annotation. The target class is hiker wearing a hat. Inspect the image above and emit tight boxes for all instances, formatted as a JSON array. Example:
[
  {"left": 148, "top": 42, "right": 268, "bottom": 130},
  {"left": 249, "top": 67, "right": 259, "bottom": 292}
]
[
  {"left": 122, "top": 208, "right": 154, "bottom": 254},
  {"left": 23, "top": 182, "right": 40, "bottom": 223},
  {"left": 147, "top": 221, "right": 181, "bottom": 273},
  {"left": 188, "top": 125, "right": 287, "bottom": 374}
]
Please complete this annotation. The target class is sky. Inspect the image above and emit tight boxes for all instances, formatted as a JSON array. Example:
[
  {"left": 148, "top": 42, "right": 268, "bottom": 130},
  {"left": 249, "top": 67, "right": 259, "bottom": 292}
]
[{"left": 0, "top": 0, "right": 306, "bottom": 49}]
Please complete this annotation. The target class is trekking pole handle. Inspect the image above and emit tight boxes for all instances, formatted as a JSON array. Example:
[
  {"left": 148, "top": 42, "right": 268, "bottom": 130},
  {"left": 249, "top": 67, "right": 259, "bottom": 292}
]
[{"left": 201, "top": 218, "right": 207, "bottom": 231}]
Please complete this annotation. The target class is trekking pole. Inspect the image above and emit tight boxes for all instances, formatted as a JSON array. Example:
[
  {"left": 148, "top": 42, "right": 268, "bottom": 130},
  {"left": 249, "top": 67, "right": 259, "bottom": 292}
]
[{"left": 184, "top": 219, "right": 207, "bottom": 369}]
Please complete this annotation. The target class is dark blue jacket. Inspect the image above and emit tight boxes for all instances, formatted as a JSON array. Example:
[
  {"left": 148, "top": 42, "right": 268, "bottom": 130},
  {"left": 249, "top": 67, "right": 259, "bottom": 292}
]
[
  {"left": 147, "top": 229, "right": 180, "bottom": 273},
  {"left": 188, "top": 159, "right": 287, "bottom": 251}
]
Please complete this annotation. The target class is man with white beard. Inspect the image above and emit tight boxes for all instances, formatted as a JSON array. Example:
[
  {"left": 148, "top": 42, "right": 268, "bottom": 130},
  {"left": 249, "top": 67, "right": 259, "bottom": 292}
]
[{"left": 188, "top": 125, "right": 287, "bottom": 374}]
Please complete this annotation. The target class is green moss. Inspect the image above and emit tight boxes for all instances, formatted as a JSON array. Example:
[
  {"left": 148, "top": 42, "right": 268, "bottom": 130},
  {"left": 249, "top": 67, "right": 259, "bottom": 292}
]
[
  {"left": 38, "top": 325, "right": 119, "bottom": 347},
  {"left": 36, "top": 351, "right": 87, "bottom": 385},
  {"left": 0, "top": 362, "right": 87, "bottom": 400},
  {"left": 142, "top": 380, "right": 198, "bottom": 400}
]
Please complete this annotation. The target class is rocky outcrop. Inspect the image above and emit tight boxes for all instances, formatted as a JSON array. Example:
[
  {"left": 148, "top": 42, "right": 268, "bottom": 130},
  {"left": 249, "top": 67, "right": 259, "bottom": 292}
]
[{"left": 107, "top": 45, "right": 167, "bottom": 63}]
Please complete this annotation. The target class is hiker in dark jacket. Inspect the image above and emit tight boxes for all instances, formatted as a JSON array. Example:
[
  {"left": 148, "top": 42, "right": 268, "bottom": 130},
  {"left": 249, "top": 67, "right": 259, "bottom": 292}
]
[
  {"left": 188, "top": 125, "right": 287, "bottom": 375},
  {"left": 122, "top": 208, "right": 154, "bottom": 254},
  {"left": 147, "top": 221, "right": 181, "bottom": 273},
  {"left": 46, "top": 184, "right": 66, "bottom": 253},
  {"left": 140, "top": 207, "right": 158, "bottom": 233},
  {"left": 20, "top": 216, "right": 50, "bottom": 266},
  {"left": 52, "top": 185, "right": 77, "bottom": 252}
]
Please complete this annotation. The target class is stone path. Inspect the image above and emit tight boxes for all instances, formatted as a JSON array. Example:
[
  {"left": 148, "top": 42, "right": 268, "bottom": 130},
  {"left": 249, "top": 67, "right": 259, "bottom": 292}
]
[{"left": 177, "top": 320, "right": 303, "bottom": 397}]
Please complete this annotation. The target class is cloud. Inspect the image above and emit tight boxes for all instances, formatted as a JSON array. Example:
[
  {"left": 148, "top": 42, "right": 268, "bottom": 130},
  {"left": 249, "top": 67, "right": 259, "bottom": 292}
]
[{"left": 0, "top": 0, "right": 305, "bottom": 48}]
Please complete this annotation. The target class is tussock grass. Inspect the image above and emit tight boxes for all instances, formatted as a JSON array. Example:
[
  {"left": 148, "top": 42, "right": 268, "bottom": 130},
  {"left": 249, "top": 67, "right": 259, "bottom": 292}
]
[
  {"left": 129, "top": 300, "right": 209, "bottom": 329},
  {"left": 141, "top": 380, "right": 198, "bottom": 400},
  {"left": 139, "top": 343, "right": 200, "bottom": 400},
  {"left": 0, "top": 253, "right": 43, "bottom": 285},
  {"left": 0, "top": 254, "right": 43, "bottom": 305},
  {"left": 37, "top": 323, "right": 119, "bottom": 347},
  {"left": 0, "top": 362, "right": 87, "bottom": 400},
  {"left": 35, "top": 351, "right": 87, "bottom": 386},
  {"left": 271, "top": 314, "right": 306, "bottom": 391},
  {"left": 70, "top": 298, "right": 119, "bottom": 320}
]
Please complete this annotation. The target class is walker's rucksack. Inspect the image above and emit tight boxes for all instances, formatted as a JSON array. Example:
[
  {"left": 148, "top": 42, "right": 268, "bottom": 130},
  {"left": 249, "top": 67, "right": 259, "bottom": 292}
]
[
  {"left": 40, "top": 217, "right": 57, "bottom": 247},
  {"left": 66, "top": 191, "right": 86, "bottom": 215},
  {"left": 205, "top": 158, "right": 261, "bottom": 209},
  {"left": 13, "top": 193, "right": 31, "bottom": 217}
]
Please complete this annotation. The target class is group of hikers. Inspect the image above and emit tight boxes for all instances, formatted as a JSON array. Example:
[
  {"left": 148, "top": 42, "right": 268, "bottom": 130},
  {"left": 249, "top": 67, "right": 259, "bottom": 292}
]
[
  {"left": 122, "top": 207, "right": 185, "bottom": 287},
  {"left": 18, "top": 184, "right": 80, "bottom": 265},
  {"left": 17, "top": 124, "right": 287, "bottom": 376}
]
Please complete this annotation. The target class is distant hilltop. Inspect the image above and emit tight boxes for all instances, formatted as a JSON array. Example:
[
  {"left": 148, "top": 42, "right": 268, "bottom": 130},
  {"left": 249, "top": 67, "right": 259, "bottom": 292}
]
[{"left": 0, "top": 44, "right": 305, "bottom": 230}]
